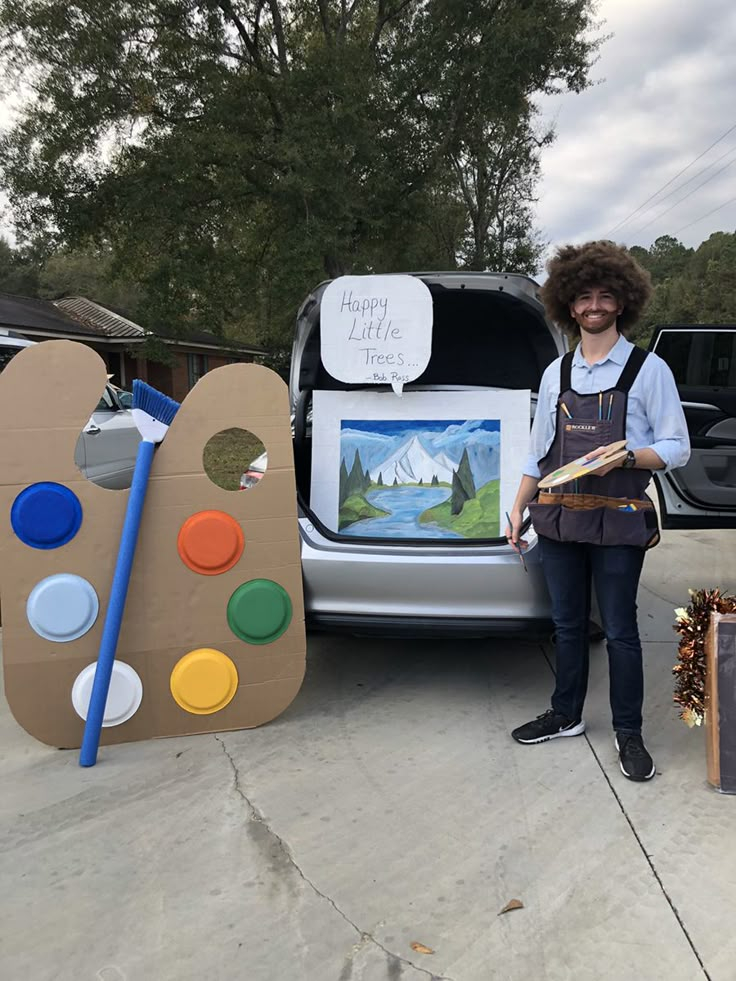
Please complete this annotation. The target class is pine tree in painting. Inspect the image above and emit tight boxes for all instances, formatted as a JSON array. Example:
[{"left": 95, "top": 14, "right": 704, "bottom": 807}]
[
  {"left": 457, "top": 448, "right": 477, "bottom": 499},
  {"left": 450, "top": 469, "right": 469, "bottom": 515},
  {"left": 378, "top": 472, "right": 384, "bottom": 486},
  {"left": 339, "top": 459, "right": 349, "bottom": 507},
  {"left": 346, "top": 450, "right": 365, "bottom": 498}
]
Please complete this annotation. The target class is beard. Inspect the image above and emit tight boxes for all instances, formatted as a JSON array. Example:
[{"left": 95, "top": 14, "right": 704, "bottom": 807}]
[{"left": 578, "top": 312, "right": 619, "bottom": 335}]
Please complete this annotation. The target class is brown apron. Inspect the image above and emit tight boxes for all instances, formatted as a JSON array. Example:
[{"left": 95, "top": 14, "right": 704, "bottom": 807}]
[{"left": 529, "top": 345, "right": 660, "bottom": 549}]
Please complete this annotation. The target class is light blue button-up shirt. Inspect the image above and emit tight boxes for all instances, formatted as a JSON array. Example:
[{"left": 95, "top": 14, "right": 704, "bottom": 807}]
[{"left": 524, "top": 334, "right": 691, "bottom": 479}]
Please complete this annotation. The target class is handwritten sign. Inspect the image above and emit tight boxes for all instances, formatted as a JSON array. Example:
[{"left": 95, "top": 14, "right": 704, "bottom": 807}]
[{"left": 320, "top": 275, "right": 433, "bottom": 395}]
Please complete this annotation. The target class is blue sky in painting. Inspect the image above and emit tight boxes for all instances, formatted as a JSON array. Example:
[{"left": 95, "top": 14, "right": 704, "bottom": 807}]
[{"left": 344, "top": 419, "right": 500, "bottom": 437}]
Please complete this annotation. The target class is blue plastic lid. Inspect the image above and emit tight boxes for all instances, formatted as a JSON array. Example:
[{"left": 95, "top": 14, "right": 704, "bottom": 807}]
[
  {"left": 26, "top": 574, "right": 99, "bottom": 642},
  {"left": 11, "top": 482, "right": 83, "bottom": 550}
]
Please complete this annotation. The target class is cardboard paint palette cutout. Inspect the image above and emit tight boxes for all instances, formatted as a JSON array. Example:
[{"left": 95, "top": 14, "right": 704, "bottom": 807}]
[
  {"left": 320, "top": 275, "right": 433, "bottom": 394},
  {"left": 0, "top": 341, "right": 306, "bottom": 750}
]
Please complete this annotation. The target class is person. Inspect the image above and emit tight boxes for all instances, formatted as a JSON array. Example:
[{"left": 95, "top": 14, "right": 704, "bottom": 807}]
[{"left": 506, "top": 240, "right": 690, "bottom": 781}]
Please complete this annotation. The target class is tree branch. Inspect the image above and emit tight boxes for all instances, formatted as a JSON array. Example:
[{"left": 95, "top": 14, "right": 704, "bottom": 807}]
[
  {"left": 316, "top": 0, "right": 332, "bottom": 40},
  {"left": 216, "top": 0, "right": 270, "bottom": 73},
  {"left": 267, "top": 0, "right": 288, "bottom": 70},
  {"left": 371, "top": 0, "right": 416, "bottom": 49}
]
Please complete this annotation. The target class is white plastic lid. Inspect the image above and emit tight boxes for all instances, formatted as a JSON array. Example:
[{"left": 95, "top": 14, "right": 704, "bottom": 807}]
[{"left": 71, "top": 662, "right": 143, "bottom": 727}]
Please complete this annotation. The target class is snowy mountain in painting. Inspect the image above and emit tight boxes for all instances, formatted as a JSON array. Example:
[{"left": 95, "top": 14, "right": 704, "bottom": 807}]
[
  {"left": 369, "top": 435, "right": 456, "bottom": 484},
  {"left": 341, "top": 418, "right": 501, "bottom": 488}
]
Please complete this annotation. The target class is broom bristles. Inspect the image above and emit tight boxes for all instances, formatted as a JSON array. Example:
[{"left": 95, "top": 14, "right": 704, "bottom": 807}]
[{"left": 132, "top": 380, "right": 180, "bottom": 427}]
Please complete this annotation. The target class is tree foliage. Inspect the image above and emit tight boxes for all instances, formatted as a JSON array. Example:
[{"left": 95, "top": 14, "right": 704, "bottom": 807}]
[
  {"left": 629, "top": 232, "right": 736, "bottom": 345},
  {"left": 0, "top": 1, "right": 601, "bottom": 346}
]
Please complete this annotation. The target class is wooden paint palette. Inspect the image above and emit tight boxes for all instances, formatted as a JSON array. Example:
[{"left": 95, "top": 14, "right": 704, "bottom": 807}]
[
  {"left": 0, "top": 341, "right": 306, "bottom": 750},
  {"left": 538, "top": 440, "right": 628, "bottom": 489}
]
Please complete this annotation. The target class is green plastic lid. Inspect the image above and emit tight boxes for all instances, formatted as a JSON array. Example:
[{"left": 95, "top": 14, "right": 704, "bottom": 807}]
[{"left": 227, "top": 579, "right": 292, "bottom": 645}]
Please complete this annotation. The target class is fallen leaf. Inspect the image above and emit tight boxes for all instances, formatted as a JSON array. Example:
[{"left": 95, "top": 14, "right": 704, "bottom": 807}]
[
  {"left": 410, "top": 942, "right": 435, "bottom": 955},
  {"left": 498, "top": 899, "right": 524, "bottom": 915}
]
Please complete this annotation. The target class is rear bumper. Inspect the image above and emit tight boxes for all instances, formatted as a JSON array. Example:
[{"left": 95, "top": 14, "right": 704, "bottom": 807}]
[
  {"left": 306, "top": 611, "right": 554, "bottom": 639},
  {"left": 298, "top": 519, "right": 553, "bottom": 628}
]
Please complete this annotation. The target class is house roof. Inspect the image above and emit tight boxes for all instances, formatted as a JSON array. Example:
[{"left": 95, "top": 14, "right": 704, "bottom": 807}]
[
  {"left": 0, "top": 291, "right": 95, "bottom": 336},
  {"left": 55, "top": 296, "right": 146, "bottom": 339},
  {"left": 0, "top": 292, "right": 266, "bottom": 354}
]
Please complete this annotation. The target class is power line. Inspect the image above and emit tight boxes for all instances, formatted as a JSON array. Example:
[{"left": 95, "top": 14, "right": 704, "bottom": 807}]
[
  {"left": 628, "top": 153, "right": 736, "bottom": 236},
  {"left": 628, "top": 142, "right": 736, "bottom": 216},
  {"left": 673, "top": 194, "right": 736, "bottom": 235},
  {"left": 606, "top": 120, "right": 736, "bottom": 235}
]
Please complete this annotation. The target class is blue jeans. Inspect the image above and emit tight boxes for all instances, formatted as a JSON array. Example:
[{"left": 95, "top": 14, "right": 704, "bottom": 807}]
[{"left": 538, "top": 536, "right": 646, "bottom": 733}]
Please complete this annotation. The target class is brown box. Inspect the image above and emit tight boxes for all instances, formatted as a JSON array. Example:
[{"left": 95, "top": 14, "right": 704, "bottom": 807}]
[
  {"left": 705, "top": 612, "right": 736, "bottom": 794},
  {"left": 0, "top": 341, "right": 306, "bottom": 751}
]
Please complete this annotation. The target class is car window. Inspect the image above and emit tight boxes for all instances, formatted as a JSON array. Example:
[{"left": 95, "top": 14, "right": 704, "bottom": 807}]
[
  {"left": 95, "top": 387, "right": 117, "bottom": 411},
  {"left": 655, "top": 329, "right": 736, "bottom": 389}
]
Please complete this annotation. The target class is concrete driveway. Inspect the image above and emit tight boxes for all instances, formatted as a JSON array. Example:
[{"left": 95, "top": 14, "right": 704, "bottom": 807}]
[{"left": 1, "top": 529, "right": 734, "bottom": 981}]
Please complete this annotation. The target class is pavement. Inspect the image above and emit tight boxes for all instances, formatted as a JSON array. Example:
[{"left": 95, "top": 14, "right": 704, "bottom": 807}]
[{"left": 1, "top": 528, "right": 734, "bottom": 981}]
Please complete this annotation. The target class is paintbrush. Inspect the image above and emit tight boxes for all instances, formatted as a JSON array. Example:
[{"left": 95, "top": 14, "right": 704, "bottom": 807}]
[
  {"left": 505, "top": 510, "right": 528, "bottom": 573},
  {"left": 80, "top": 380, "right": 180, "bottom": 767}
]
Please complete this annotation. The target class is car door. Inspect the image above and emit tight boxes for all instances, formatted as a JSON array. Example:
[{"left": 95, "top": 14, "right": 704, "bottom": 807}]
[
  {"left": 649, "top": 324, "right": 736, "bottom": 528},
  {"left": 79, "top": 385, "right": 141, "bottom": 489}
]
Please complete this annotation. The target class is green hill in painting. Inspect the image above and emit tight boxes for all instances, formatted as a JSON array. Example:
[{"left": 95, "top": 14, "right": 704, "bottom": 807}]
[
  {"left": 419, "top": 479, "right": 500, "bottom": 538},
  {"left": 339, "top": 491, "right": 390, "bottom": 531}
]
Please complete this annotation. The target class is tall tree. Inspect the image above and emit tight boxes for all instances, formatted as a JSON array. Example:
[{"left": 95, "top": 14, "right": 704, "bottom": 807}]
[
  {"left": 0, "top": 237, "right": 40, "bottom": 296},
  {"left": 450, "top": 112, "right": 552, "bottom": 272},
  {"left": 0, "top": 1, "right": 601, "bottom": 344}
]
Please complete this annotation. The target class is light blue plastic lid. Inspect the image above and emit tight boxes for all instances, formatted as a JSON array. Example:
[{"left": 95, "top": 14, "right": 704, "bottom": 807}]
[{"left": 26, "top": 574, "right": 100, "bottom": 642}]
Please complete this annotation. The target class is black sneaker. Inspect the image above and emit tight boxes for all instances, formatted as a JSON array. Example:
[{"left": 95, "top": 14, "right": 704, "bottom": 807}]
[
  {"left": 615, "top": 732, "right": 655, "bottom": 781},
  {"left": 512, "top": 709, "right": 585, "bottom": 744}
]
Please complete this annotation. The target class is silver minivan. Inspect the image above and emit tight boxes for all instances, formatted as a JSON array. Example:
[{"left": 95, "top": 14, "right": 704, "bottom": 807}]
[{"left": 286, "top": 276, "right": 736, "bottom": 637}]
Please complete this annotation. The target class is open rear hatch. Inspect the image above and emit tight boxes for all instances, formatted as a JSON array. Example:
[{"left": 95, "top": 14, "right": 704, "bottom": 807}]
[{"left": 290, "top": 273, "right": 563, "bottom": 545}]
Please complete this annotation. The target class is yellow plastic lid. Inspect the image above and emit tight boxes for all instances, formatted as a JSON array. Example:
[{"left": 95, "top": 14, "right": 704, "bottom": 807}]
[{"left": 170, "top": 648, "right": 239, "bottom": 715}]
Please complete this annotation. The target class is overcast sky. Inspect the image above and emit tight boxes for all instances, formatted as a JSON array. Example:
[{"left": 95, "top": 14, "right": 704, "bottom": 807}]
[
  {"left": 2, "top": 0, "right": 735, "bottom": 262},
  {"left": 535, "top": 0, "right": 736, "bottom": 259}
]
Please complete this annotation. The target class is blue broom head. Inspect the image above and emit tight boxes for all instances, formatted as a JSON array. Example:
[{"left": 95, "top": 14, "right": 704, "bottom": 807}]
[{"left": 132, "top": 380, "right": 180, "bottom": 426}]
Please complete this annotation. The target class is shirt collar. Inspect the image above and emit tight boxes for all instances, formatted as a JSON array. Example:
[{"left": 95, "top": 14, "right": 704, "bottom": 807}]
[{"left": 572, "top": 333, "right": 632, "bottom": 368}]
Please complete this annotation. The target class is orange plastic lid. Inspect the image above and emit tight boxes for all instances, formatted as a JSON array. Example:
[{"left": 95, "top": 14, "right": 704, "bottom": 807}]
[
  {"left": 170, "top": 648, "right": 239, "bottom": 715},
  {"left": 177, "top": 510, "right": 244, "bottom": 575}
]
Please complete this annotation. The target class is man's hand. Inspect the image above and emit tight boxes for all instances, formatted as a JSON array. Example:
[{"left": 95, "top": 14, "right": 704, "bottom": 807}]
[
  {"left": 583, "top": 444, "right": 627, "bottom": 477},
  {"left": 505, "top": 509, "right": 529, "bottom": 552}
]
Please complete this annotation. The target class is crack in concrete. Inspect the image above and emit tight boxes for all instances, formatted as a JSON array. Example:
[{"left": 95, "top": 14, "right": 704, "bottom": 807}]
[
  {"left": 539, "top": 645, "right": 712, "bottom": 981},
  {"left": 214, "top": 734, "right": 456, "bottom": 981}
]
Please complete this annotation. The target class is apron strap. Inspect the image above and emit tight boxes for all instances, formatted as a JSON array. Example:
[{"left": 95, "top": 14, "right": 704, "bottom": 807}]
[
  {"left": 559, "top": 351, "right": 574, "bottom": 394},
  {"left": 614, "top": 345, "right": 648, "bottom": 393},
  {"left": 558, "top": 344, "right": 648, "bottom": 397}
]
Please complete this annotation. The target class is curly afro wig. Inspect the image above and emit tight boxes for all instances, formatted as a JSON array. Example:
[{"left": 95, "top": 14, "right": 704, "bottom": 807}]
[{"left": 540, "top": 240, "right": 653, "bottom": 339}]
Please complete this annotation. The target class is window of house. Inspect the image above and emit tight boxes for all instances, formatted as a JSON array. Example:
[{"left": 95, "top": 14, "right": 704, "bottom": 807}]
[{"left": 187, "top": 353, "right": 209, "bottom": 389}]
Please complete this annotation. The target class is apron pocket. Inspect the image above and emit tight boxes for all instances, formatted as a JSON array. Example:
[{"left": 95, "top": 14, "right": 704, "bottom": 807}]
[
  {"left": 601, "top": 506, "right": 650, "bottom": 547},
  {"left": 562, "top": 419, "right": 615, "bottom": 460},
  {"left": 559, "top": 504, "right": 604, "bottom": 545},
  {"left": 529, "top": 500, "right": 561, "bottom": 540}
]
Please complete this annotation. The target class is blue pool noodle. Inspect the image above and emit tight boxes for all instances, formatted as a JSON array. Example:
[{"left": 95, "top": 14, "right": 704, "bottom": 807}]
[{"left": 79, "top": 439, "right": 155, "bottom": 766}]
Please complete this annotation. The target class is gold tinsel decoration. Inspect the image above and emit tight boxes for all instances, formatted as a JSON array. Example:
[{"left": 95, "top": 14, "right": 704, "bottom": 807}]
[{"left": 673, "top": 588, "right": 736, "bottom": 727}]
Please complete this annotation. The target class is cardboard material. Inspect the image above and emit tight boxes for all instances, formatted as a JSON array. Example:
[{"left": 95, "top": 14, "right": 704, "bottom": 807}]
[
  {"left": 705, "top": 612, "right": 736, "bottom": 794},
  {"left": 0, "top": 340, "right": 306, "bottom": 748},
  {"left": 320, "top": 275, "right": 433, "bottom": 395}
]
